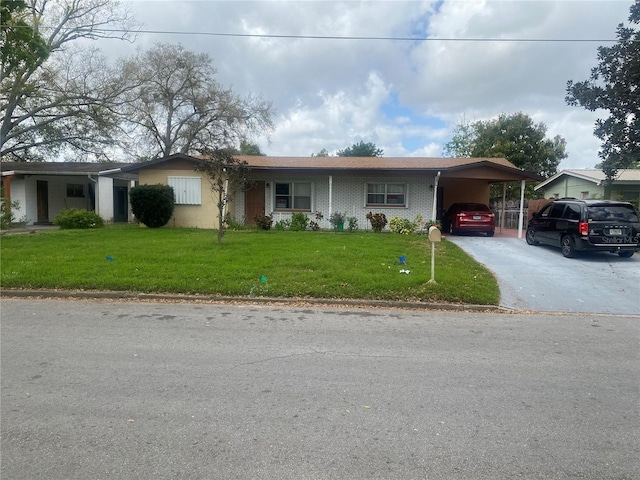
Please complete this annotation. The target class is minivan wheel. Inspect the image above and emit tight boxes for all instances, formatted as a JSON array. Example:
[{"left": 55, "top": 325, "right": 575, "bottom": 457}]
[
  {"left": 561, "top": 235, "right": 576, "bottom": 258},
  {"left": 526, "top": 228, "right": 539, "bottom": 245},
  {"left": 618, "top": 250, "right": 635, "bottom": 258}
]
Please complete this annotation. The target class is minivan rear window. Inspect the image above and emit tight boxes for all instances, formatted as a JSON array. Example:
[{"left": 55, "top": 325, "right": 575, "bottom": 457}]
[{"left": 587, "top": 205, "right": 639, "bottom": 222}]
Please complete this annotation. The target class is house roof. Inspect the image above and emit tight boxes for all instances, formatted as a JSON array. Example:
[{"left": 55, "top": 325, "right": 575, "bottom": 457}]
[
  {"left": 123, "top": 153, "right": 543, "bottom": 181},
  {"left": 535, "top": 169, "right": 640, "bottom": 190},
  {"left": 0, "top": 161, "right": 135, "bottom": 177}
]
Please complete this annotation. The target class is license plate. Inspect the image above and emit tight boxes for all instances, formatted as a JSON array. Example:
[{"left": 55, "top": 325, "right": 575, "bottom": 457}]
[
  {"left": 473, "top": 215, "right": 482, "bottom": 220},
  {"left": 609, "top": 228, "right": 622, "bottom": 236}
]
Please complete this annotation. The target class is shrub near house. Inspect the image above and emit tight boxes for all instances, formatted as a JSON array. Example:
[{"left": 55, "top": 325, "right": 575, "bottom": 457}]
[{"left": 130, "top": 184, "right": 175, "bottom": 228}]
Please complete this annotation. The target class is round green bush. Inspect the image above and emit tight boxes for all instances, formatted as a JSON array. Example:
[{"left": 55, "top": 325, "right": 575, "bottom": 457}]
[
  {"left": 130, "top": 184, "right": 175, "bottom": 228},
  {"left": 53, "top": 209, "right": 104, "bottom": 229}
]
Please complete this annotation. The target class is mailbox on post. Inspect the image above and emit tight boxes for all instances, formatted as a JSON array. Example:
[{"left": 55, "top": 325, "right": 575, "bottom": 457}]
[
  {"left": 428, "top": 225, "right": 442, "bottom": 242},
  {"left": 427, "top": 226, "right": 441, "bottom": 283}
]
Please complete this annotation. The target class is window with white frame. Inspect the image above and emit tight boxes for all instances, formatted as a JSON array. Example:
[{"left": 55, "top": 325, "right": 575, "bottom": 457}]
[
  {"left": 274, "top": 182, "right": 311, "bottom": 210},
  {"left": 366, "top": 183, "right": 406, "bottom": 207},
  {"left": 168, "top": 176, "right": 201, "bottom": 205}
]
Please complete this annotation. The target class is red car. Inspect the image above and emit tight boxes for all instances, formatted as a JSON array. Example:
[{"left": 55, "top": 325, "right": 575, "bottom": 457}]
[{"left": 442, "top": 203, "right": 495, "bottom": 236}]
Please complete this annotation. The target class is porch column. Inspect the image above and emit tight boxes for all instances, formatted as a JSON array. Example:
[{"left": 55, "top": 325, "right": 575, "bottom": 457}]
[
  {"left": 500, "top": 182, "right": 506, "bottom": 233},
  {"left": 328, "top": 175, "right": 333, "bottom": 216},
  {"left": 518, "top": 180, "right": 526, "bottom": 238},
  {"left": 431, "top": 171, "right": 440, "bottom": 221}
]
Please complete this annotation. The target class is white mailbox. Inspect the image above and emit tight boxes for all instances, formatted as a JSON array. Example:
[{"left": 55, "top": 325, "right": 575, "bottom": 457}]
[{"left": 428, "top": 225, "right": 442, "bottom": 242}]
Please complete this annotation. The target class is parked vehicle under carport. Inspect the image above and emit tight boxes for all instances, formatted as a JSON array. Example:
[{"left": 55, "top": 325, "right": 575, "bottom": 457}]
[{"left": 442, "top": 203, "right": 496, "bottom": 237}]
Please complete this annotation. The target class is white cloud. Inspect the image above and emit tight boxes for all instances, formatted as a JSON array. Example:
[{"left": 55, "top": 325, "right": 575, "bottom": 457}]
[{"left": 100, "top": 0, "right": 634, "bottom": 170}]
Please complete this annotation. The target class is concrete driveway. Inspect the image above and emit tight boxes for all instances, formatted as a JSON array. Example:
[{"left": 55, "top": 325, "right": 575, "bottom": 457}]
[{"left": 446, "top": 233, "right": 640, "bottom": 315}]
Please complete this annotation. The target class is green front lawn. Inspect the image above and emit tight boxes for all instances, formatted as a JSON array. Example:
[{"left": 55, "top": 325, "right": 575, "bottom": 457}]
[{"left": 0, "top": 226, "right": 499, "bottom": 305}]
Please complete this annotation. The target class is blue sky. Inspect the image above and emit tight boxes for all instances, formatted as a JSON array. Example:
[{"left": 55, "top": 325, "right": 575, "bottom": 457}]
[{"left": 97, "top": 0, "right": 634, "bottom": 168}]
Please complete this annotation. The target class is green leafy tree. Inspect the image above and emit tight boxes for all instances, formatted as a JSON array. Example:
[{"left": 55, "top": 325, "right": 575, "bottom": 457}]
[
  {"left": 443, "top": 119, "right": 474, "bottom": 157},
  {"left": 0, "top": 0, "right": 49, "bottom": 80},
  {"left": 337, "top": 141, "right": 383, "bottom": 157},
  {"left": 119, "top": 43, "right": 274, "bottom": 160},
  {"left": 311, "top": 148, "right": 330, "bottom": 157},
  {"left": 195, "top": 149, "right": 252, "bottom": 244},
  {"left": 445, "top": 113, "right": 566, "bottom": 199},
  {"left": 130, "top": 184, "right": 175, "bottom": 228},
  {"left": 225, "top": 139, "right": 266, "bottom": 156},
  {"left": 0, "top": 0, "right": 137, "bottom": 161},
  {"left": 566, "top": 2, "right": 640, "bottom": 182}
]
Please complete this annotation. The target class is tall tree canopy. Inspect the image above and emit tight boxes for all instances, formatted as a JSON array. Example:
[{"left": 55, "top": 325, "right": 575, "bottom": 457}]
[
  {"left": 1, "top": 0, "right": 49, "bottom": 79},
  {"left": 0, "top": 0, "right": 137, "bottom": 161},
  {"left": 444, "top": 112, "right": 566, "bottom": 179},
  {"left": 119, "top": 43, "right": 274, "bottom": 160},
  {"left": 337, "top": 141, "right": 383, "bottom": 157},
  {"left": 566, "top": 2, "right": 640, "bottom": 179}
]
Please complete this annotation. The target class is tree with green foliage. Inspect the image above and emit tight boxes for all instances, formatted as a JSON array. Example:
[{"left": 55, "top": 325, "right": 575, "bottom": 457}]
[
  {"left": 225, "top": 139, "right": 266, "bottom": 156},
  {"left": 566, "top": 2, "right": 640, "bottom": 181},
  {"left": 130, "top": 184, "right": 175, "bottom": 228},
  {"left": 195, "top": 149, "right": 252, "bottom": 244},
  {"left": 337, "top": 141, "right": 383, "bottom": 157},
  {"left": 1, "top": 0, "right": 49, "bottom": 80},
  {"left": 444, "top": 112, "right": 566, "bottom": 199},
  {"left": 311, "top": 148, "right": 330, "bottom": 157},
  {"left": 119, "top": 43, "right": 274, "bottom": 160},
  {"left": 0, "top": 0, "right": 137, "bottom": 161}
]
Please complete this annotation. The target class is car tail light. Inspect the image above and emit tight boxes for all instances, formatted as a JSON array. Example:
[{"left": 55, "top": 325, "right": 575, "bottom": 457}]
[{"left": 579, "top": 222, "right": 589, "bottom": 236}]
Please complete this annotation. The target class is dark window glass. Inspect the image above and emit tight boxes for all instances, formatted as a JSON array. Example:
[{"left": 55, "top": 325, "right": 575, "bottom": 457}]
[
  {"left": 549, "top": 203, "right": 565, "bottom": 218},
  {"left": 67, "top": 184, "right": 84, "bottom": 198},
  {"left": 563, "top": 204, "right": 581, "bottom": 221}
]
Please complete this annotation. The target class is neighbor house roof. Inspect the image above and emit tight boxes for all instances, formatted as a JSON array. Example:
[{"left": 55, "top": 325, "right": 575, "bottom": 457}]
[
  {"left": 123, "top": 153, "right": 543, "bottom": 181},
  {"left": 535, "top": 169, "right": 640, "bottom": 190},
  {"left": 0, "top": 161, "right": 135, "bottom": 176}
]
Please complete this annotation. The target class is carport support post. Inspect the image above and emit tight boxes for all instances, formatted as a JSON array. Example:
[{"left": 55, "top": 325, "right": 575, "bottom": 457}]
[{"left": 518, "top": 180, "right": 525, "bottom": 238}]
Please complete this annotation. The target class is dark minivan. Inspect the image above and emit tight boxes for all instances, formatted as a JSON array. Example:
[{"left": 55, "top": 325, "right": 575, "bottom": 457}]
[{"left": 526, "top": 199, "right": 640, "bottom": 258}]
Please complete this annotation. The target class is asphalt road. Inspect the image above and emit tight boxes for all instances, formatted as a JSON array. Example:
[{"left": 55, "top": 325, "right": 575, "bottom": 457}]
[
  {"left": 2, "top": 298, "right": 639, "bottom": 479},
  {"left": 447, "top": 235, "right": 640, "bottom": 315}
]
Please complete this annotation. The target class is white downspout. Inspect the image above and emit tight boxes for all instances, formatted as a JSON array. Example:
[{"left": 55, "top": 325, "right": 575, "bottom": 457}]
[
  {"left": 431, "top": 171, "right": 441, "bottom": 221},
  {"left": 518, "top": 180, "right": 526, "bottom": 238}
]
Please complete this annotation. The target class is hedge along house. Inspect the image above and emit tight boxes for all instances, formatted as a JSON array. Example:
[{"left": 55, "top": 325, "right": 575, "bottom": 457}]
[
  {"left": 124, "top": 153, "right": 541, "bottom": 235},
  {"left": 0, "top": 162, "right": 137, "bottom": 226}
]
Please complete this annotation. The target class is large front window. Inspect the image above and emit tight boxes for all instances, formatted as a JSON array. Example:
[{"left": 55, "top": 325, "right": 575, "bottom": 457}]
[
  {"left": 168, "top": 176, "right": 201, "bottom": 205},
  {"left": 366, "top": 183, "right": 406, "bottom": 206},
  {"left": 275, "top": 182, "right": 311, "bottom": 210}
]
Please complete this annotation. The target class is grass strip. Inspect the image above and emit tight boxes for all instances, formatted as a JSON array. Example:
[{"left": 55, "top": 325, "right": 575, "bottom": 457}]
[{"left": 1, "top": 226, "right": 499, "bottom": 305}]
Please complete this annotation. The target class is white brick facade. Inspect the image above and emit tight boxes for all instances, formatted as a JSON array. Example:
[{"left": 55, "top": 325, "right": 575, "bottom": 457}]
[{"left": 234, "top": 172, "right": 438, "bottom": 230}]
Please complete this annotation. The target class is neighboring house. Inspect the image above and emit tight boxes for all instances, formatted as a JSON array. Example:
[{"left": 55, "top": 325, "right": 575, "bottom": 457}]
[
  {"left": 535, "top": 169, "right": 640, "bottom": 204},
  {"left": 0, "top": 162, "right": 137, "bottom": 226},
  {"left": 123, "top": 153, "right": 541, "bottom": 230}
]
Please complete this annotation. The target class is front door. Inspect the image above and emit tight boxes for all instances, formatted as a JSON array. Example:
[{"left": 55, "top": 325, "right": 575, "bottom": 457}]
[
  {"left": 113, "top": 186, "right": 128, "bottom": 223},
  {"left": 244, "top": 181, "right": 266, "bottom": 225},
  {"left": 36, "top": 180, "right": 49, "bottom": 223}
]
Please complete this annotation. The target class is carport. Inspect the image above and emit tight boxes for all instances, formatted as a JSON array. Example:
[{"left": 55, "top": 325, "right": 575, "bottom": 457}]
[{"left": 434, "top": 158, "right": 543, "bottom": 238}]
